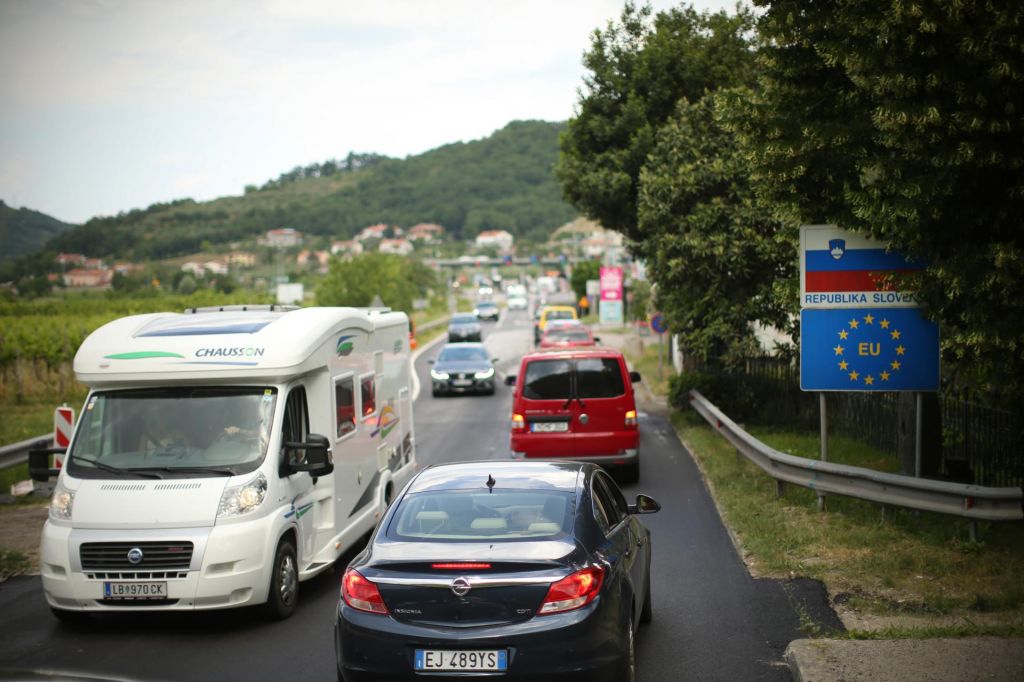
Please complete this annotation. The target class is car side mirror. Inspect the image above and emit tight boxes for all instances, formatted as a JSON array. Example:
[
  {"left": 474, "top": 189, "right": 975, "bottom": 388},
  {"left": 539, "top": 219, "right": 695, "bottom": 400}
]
[
  {"left": 284, "top": 433, "right": 334, "bottom": 479},
  {"left": 29, "top": 443, "right": 64, "bottom": 482},
  {"left": 427, "top": 359, "right": 435, "bottom": 364},
  {"left": 593, "top": 336, "right": 601, "bottom": 343},
  {"left": 504, "top": 374, "right": 517, "bottom": 386},
  {"left": 491, "top": 358, "right": 499, "bottom": 364},
  {"left": 629, "top": 371, "right": 641, "bottom": 383},
  {"left": 628, "top": 494, "right": 660, "bottom": 515}
]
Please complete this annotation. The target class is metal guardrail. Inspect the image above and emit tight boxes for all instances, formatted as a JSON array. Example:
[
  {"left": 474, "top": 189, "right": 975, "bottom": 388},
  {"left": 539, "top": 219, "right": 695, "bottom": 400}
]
[
  {"left": 0, "top": 433, "right": 54, "bottom": 471},
  {"left": 688, "top": 390, "right": 1023, "bottom": 524}
]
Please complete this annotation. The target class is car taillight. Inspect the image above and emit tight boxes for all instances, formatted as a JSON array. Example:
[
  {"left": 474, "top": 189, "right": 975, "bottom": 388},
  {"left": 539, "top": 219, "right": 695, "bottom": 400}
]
[
  {"left": 624, "top": 410, "right": 637, "bottom": 426},
  {"left": 512, "top": 414, "right": 526, "bottom": 430},
  {"left": 538, "top": 566, "right": 605, "bottom": 615},
  {"left": 342, "top": 568, "right": 388, "bottom": 615}
]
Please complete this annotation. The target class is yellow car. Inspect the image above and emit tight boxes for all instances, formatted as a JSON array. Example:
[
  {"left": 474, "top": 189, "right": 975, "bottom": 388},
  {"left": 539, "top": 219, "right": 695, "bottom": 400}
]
[{"left": 533, "top": 305, "right": 578, "bottom": 344}]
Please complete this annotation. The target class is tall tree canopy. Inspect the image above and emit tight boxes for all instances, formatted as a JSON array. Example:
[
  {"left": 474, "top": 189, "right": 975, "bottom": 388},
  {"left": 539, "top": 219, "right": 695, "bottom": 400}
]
[
  {"left": 728, "top": 0, "right": 1024, "bottom": 394},
  {"left": 639, "top": 92, "right": 795, "bottom": 365},
  {"left": 315, "top": 253, "right": 437, "bottom": 313},
  {"left": 558, "top": 2, "right": 759, "bottom": 243}
]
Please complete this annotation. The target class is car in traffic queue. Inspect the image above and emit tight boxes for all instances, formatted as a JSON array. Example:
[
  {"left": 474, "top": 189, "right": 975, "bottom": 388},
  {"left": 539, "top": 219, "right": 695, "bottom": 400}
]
[
  {"left": 539, "top": 325, "right": 598, "bottom": 348},
  {"left": 334, "top": 460, "right": 660, "bottom": 682},
  {"left": 533, "top": 305, "right": 578, "bottom": 344},
  {"left": 506, "top": 294, "right": 528, "bottom": 310},
  {"left": 505, "top": 347, "right": 642, "bottom": 483},
  {"left": 448, "top": 312, "right": 483, "bottom": 342},
  {"left": 429, "top": 342, "right": 498, "bottom": 396},
  {"left": 474, "top": 300, "right": 500, "bottom": 321}
]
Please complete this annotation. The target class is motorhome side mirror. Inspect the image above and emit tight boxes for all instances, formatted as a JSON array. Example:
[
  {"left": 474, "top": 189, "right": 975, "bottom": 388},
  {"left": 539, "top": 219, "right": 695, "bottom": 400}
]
[
  {"left": 504, "top": 375, "right": 517, "bottom": 386},
  {"left": 628, "top": 494, "right": 661, "bottom": 515},
  {"left": 284, "top": 433, "right": 334, "bottom": 477},
  {"left": 629, "top": 371, "right": 642, "bottom": 383},
  {"left": 29, "top": 444, "right": 63, "bottom": 482}
]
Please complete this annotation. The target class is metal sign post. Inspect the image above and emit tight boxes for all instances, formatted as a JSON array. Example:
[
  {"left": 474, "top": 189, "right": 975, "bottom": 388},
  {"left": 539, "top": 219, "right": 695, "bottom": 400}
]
[{"left": 650, "top": 313, "right": 668, "bottom": 380}]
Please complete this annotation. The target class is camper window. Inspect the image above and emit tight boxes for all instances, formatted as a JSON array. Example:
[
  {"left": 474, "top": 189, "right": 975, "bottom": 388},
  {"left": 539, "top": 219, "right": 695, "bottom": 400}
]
[
  {"left": 282, "top": 387, "right": 310, "bottom": 468},
  {"left": 360, "top": 374, "right": 376, "bottom": 418},
  {"left": 335, "top": 375, "right": 356, "bottom": 438}
]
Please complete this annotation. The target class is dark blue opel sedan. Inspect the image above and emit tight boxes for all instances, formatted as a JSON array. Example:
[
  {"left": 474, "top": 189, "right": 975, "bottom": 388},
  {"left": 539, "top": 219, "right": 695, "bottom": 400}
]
[{"left": 334, "top": 460, "right": 660, "bottom": 681}]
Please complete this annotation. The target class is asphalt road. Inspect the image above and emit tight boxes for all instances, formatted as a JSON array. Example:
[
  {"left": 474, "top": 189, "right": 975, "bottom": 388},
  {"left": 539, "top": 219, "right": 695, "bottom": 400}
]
[{"left": 0, "top": 306, "right": 842, "bottom": 681}]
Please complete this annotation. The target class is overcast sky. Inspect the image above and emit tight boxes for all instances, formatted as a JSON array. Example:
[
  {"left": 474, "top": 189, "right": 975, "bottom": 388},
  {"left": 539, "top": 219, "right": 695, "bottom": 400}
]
[{"left": 0, "top": 0, "right": 742, "bottom": 225}]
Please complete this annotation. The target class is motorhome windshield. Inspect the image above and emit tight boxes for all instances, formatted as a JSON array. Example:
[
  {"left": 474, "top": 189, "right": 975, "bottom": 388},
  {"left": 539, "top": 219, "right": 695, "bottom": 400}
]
[{"left": 68, "top": 386, "right": 277, "bottom": 478}]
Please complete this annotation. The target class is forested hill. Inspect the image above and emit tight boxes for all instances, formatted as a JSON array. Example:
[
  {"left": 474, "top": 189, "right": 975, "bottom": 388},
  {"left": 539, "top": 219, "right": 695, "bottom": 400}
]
[
  {"left": 0, "top": 201, "right": 76, "bottom": 261},
  {"left": 46, "top": 120, "right": 577, "bottom": 261}
]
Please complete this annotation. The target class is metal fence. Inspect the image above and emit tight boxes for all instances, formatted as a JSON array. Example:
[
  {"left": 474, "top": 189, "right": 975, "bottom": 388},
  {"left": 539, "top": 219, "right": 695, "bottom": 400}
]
[{"left": 688, "top": 357, "right": 1023, "bottom": 489}]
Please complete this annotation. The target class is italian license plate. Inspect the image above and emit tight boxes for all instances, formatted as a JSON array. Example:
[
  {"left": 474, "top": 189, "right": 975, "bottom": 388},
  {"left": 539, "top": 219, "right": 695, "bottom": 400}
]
[
  {"left": 531, "top": 421, "right": 568, "bottom": 433},
  {"left": 414, "top": 650, "right": 507, "bottom": 672},
  {"left": 103, "top": 581, "right": 167, "bottom": 599},
  {"left": 452, "top": 379, "right": 472, "bottom": 387}
]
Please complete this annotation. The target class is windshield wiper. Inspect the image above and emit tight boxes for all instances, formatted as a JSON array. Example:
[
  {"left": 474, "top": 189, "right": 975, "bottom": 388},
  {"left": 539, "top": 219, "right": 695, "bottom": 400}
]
[
  {"left": 155, "top": 466, "right": 236, "bottom": 476},
  {"left": 73, "top": 455, "right": 163, "bottom": 479}
]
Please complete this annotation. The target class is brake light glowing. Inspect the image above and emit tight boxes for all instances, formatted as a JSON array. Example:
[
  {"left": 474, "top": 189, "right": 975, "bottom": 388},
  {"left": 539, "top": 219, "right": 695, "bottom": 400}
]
[
  {"left": 512, "top": 414, "right": 525, "bottom": 430},
  {"left": 342, "top": 568, "right": 388, "bottom": 615},
  {"left": 624, "top": 410, "right": 637, "bottom": 426},
  {"left": 431, "top": 562, "right": 492, "bottom": 570},
  {"left": 538, "top": 566, "right": 605, "bottom": 615}
]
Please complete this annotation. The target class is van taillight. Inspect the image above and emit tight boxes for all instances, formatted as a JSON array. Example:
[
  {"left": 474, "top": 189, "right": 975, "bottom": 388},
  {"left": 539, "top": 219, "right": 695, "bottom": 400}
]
[
  {"left": 512, "top": 414, "right": 525, "bottom": 430},
  {"left": 342, "top": 568, "right": 388, "bottom": 615},
  {"left": 624, "top": 410, "right": 637, "bottom": 426},
  {"left": 538, "top": 566, "right": 605, "bottom": 615}
]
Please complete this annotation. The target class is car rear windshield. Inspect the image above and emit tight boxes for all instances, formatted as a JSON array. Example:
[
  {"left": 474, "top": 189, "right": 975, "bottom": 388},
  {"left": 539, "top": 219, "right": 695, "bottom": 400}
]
[
  {"left": 522, "top": 357, "right": 624, "bottom": 399},
  {"left": 388, "top": 490, "right": 574, "bottom": 541},
  {"left": 523, "top": 359, "right": 571, "bottom": 399},
  {"left": 576, "top": 358, "right": 625, "bottom": 398},
  {"left": 546, "top": 309, "right": 575, "bottom": 321}
]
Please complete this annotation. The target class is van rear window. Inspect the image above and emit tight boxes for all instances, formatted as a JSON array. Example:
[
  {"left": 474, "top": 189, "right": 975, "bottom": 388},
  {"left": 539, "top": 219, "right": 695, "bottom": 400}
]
[
  {"left": 576, "top": 358, "right": 625, "bottom": 398},
  {"left": 523, "top": 359, "right": 571, "bottom": 400}
]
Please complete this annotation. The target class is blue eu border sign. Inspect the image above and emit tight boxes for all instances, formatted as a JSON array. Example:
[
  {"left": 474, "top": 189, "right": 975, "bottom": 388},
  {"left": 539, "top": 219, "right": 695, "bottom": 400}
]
[{"left": 801, "top": 308, "right": 939, "bottom": 392}]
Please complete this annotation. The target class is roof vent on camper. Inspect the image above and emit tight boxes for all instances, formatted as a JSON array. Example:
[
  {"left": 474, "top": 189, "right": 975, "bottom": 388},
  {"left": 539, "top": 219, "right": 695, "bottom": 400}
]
[{"left": 184, "top": 304, "right": 300, "bottom": 314}]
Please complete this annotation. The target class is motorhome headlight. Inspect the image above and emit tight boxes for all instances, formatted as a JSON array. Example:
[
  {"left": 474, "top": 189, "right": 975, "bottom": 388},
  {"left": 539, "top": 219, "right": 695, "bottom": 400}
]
[
  {"left": 217, "top": 472, "right": 267, "bottom": 518},
  {"left": 49, "top": 480, "right": 75, "bottom": 520},
  {"left": 474, "top": 367, "right": 495, "bottom": 380},
  {"left": 430, "top": 369, "right": 450, "bottom": 380}
]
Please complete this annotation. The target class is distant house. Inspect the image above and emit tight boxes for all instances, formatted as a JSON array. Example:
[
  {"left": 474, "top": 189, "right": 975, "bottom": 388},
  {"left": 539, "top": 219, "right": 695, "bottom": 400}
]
[
  {"left": 265, "top": 228, "right": 303, "bottom": 248},
  {"left": 204, "top": 261, "right": 229, "bottom": 276},
  {"left": 379, "top": 238, "right": 413, "bottom": 256},
  {"left": 331, "top": 240, "right": 363, "bottom": 257},
  {"left": 580, "top": 231, "right": 624, "bottom": 259},
  {"left": 113, "top": 262, "right": 144, "bottom": 276},
  {"left": 356, "top": 223, "right": 389, "bottom": 242},
  {"left": 475, "top": 230, "right": 514, "bottom": 252},
  {"left": 181, "top": 262, "right": 205, "bottom": 277},
  {"left": 408, "top": 223, "right": 445, "bottom": 243},
  {"left": 297, "top": 250, "right": 331, "bottom": 272},
  {"left": 225, "top": 251, "right": 256, "bottom": 268},
  {"left": 55, "top": 253, "right": 86, "bottom": 267},
  {"left": 83, "top": 257, "right": 105, "bottom": 270},
  {"left": 63, "top": 268, "right": 113, "bottom": 288}
]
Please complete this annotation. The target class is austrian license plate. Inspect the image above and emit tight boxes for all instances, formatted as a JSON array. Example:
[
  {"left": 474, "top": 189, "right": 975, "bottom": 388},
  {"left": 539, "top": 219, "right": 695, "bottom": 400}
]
[
  {"left": 103, "top": 581, "right": 167, "bottom": 599},
  {"left": 414, "top": 650, "right": 507, "bottom": 672},
  {"left": 452, "top": 379, "right": 473, "bottom": 387},
  {"left": 531, "top": 421, "right": 568, "bottom": 433}
]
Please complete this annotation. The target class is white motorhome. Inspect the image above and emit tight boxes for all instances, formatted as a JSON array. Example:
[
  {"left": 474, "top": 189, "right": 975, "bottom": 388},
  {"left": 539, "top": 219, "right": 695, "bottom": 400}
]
[{"left": 30, "top": 305, "right": 417, "bottom": 621}]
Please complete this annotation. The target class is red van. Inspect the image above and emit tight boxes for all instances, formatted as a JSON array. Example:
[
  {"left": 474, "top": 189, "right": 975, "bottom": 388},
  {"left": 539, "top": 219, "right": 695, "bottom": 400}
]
[{"left": 506, "top": 347, "right": 642, "bottom": 482}]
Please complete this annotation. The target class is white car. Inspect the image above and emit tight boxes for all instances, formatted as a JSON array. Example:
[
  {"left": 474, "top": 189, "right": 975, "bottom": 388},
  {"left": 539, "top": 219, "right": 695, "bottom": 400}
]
[{"left": 507, "top": 295, "right": 528, "bottom": 310}]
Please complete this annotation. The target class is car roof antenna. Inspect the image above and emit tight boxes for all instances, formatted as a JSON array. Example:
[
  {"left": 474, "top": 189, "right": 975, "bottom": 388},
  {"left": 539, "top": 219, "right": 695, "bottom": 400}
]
[{"left": 486, "top": 474, "right": 496, "bottom": 493}]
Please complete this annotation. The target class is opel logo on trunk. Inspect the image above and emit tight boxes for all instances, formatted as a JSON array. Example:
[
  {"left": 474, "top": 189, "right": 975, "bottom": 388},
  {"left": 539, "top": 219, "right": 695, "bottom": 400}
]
[
  {"left": 450, "top": 576, "right": 472, "bottom": 597},
  {"left": 127, "top": 547, "right": 144, "bottom": 564}
]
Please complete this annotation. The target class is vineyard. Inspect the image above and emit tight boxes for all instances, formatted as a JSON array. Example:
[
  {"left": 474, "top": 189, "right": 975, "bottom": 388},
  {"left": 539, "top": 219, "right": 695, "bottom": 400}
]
[{"left": 0, "top": 291, "right": 272, "bottom": 443}]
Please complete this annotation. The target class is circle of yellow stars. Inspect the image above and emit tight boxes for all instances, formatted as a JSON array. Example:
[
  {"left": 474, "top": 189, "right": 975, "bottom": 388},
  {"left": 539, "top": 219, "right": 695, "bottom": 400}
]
[{"left": 831, "top": 313, "right": 906, "bottom": 385}]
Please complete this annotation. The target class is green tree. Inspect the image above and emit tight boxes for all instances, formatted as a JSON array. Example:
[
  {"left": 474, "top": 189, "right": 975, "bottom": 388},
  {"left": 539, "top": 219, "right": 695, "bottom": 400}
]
[
  {"left": 315, "top": 253, "right": 437, "bottom": 313},
  {"left": 729, "top": 0, "right": 1024, "bottom": 394},
  {"left": 557, "top": 2, "right": 759, "bottom": 243},
  {"left": 570, "top": 259, "right": 601, "bottom": 302},
  {"left": 639, "top": 94, "right": 795, "bottom": 365}
]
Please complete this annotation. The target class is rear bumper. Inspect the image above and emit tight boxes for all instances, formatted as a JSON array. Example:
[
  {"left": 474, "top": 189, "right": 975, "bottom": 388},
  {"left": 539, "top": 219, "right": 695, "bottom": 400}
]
[{"left": 335, "top": 598, "right": 624, "bottom": 681}]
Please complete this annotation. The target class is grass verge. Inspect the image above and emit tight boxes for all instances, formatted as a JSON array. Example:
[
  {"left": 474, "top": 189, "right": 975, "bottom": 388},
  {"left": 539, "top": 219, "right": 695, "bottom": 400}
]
[
  {"left": 0, "top": 548, "right": 31, "bottom": 580},
  {"left": 671, "top": 409, "right": 1024, "bottom": 629}
]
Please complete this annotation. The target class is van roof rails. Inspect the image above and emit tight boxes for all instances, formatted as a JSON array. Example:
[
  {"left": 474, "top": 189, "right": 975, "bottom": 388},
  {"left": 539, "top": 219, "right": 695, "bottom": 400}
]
[{"left": 183, "top": 304, "right": 300, "bottom": 314}]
